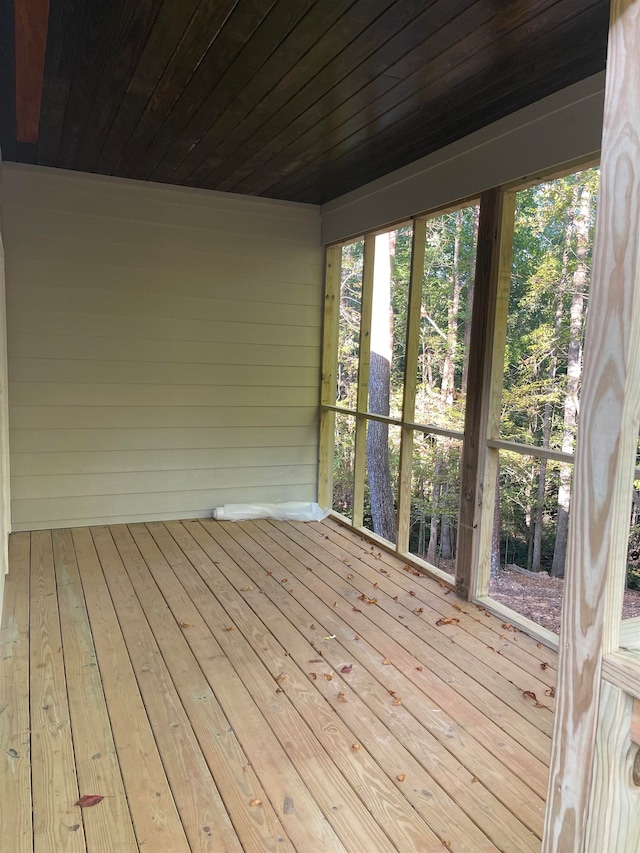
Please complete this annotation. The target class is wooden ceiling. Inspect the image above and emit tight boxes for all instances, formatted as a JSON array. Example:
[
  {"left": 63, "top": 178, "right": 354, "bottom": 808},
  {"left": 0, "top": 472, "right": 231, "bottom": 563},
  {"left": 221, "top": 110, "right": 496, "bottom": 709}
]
[{"left": 0, "top": 0, "right": 609, "bottom": 205}]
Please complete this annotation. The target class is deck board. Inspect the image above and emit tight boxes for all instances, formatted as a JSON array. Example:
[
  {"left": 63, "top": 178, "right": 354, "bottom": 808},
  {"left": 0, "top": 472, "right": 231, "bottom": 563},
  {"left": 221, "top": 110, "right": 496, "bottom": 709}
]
[{"left": 1, "top": 517, "right": 556, "bottom": 852}]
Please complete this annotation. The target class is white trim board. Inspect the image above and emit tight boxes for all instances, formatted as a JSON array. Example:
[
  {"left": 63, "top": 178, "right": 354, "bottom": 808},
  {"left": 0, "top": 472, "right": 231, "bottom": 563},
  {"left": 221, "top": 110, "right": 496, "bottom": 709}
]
[{"left": 321, "top": 73, "right": 605, "bottom": 245}]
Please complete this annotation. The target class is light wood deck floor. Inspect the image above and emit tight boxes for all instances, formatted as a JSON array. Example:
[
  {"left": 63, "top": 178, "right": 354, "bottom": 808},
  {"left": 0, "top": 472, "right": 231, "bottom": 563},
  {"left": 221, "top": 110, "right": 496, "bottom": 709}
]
[{"left": 0, "top": 517, "right": 557, "bottom": 852}]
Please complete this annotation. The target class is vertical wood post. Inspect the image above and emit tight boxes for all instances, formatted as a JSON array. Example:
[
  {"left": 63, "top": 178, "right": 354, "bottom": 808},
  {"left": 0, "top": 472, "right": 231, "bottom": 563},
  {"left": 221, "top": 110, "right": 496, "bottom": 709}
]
[
  {"left": 455, "top": 189, "right": 515, "bottom": 599},
  {"left": 318, "top": 246, "right": 342, "bottom": 509},
  {"left": 397, "top": 218, "right": 427, "bottom": 552},
  {"left": 352, "top": 235, "right": 375, "bottom": 528},
  {"left": 543, "top": 2, "right": 640, "bottom": 849}
]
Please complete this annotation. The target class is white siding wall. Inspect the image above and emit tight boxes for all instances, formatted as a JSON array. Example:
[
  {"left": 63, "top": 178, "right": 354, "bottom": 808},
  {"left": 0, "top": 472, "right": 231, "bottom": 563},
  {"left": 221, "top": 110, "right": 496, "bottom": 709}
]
[{"left": 3, "top": 164, "right": 322, "bottom": 531}]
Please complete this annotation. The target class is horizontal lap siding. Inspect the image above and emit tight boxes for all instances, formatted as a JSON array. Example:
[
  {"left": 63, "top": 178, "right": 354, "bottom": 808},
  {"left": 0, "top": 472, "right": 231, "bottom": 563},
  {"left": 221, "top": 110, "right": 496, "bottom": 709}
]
[{"left": 3, "top": 165, "right": 322, "bottom": 531}]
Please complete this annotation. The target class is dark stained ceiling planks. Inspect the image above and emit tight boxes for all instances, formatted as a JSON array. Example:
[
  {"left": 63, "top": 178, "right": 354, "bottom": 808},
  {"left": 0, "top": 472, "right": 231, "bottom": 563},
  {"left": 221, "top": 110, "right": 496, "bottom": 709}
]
[{"left": 0, "top": 0, "right": 610, "bottom": 204}]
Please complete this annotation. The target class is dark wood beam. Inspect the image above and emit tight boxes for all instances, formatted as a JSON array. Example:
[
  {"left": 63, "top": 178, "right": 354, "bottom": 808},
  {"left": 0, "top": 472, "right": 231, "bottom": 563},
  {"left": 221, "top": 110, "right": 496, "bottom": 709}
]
[{"left": 14, "top": 0, "right": 49, "bottom": 144}]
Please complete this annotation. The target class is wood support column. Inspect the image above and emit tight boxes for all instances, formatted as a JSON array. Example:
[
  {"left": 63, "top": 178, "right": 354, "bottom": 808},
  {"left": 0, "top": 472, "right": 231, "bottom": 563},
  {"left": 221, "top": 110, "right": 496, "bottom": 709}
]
[
  {"left": 455, "top": 188, "right": 515, "bottom": 600},
  {"left": 543, "top": 1, "right": 640, "bottom": 849},
  {"left": 318, "top": 246, "right": 342, "bottom": 510}
]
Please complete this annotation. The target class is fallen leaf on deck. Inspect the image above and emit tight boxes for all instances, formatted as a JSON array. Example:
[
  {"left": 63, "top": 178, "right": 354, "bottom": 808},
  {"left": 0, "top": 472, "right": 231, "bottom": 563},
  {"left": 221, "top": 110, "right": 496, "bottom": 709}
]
[
  {"left": 325, "top": 674, "right": 333, "bottom": 681},
  {"left": 337, "top": 692, "right": 347, "bottom": 702},
  {"left": 353, "top": 607, "right": 361, "bottom": 612},
  {"left": 309, "top": 672, "right": 317, "bottom": 679},
  {"left": 416, "top": 666, "right": 423, "bottom": 672},
  {"left": 396, "top": 774, "right": 405, "bottom": 782},
  {"left": 545, "top": 687, "right": 556, "bottom": 697},
  {"left": 347, "top": 573, "right": 354, "bottom": 579},
  {"left": 249, "top": 799, "right": 262, "bottom": 807},
  {"left": 340, "top": 664, "right": 353, "bottom": 674},
  {"left": 275, "top": 673, "right": 286, "bottom": 682},
  {"left": 225, "top": 626, "right": 236, "bottom": 632},
  {"left": 540, "top": 662, "right": 549, "bottom": 670},
  {"left": 537, "top": 642, "right": 542, "bottom": 649},
  {"left": 179, "top": 622, "right": 192, "bottom": 628},
  {"left": 413, "top": 608, "right": 423, "bottom": 615},
  {"left": 358, "top": 594, "right": 366, "bottom": 601},
  {"left": 281, "top": 578, "right": 288, "bottom": 583},
  {"left": 438, "top": 580, "right": 446, "bottom": 588},
  {"left": 373, "top": 582, "right": 379, "bottom": 588},
  {"left": 309, "top": 658, "right": 322, "bottom": 663},
  {"left": 471, "top": 776, "right": 479, "bottom": 783},
  {"left": 365, "top": 597, "right": 377, "bottom": 605},
  {"left": 502, "top": 623, "right": 513, "bottom": 630},
  {"left": 409, "top": 591, "right": 416, "bottom": 597},
  {"left": 354, "top": 635, "right": 360, "bottom": 641},
  {"left": 351, "top": 743, "right": 360, "bottom": 751},
  {"left": 393, "top": 595, "right": 399, "bottom": 601},
  {"left": 75, "top": 795, "right": 104, "bottom": 808},
  {"left": 310, "top": 624, "right": 316, "bottom": 630},
  {"left": 435, "top": 617, "right": 460, "bottom": 626},
  {"left": 392, "top": 697, "right": 402, "bottom": 706},
  {"left": 383, "top": 658, "right": 391, "bottom": 665},
  {"left": 523, "top": 690, "right": 538, "bottom": 702}
]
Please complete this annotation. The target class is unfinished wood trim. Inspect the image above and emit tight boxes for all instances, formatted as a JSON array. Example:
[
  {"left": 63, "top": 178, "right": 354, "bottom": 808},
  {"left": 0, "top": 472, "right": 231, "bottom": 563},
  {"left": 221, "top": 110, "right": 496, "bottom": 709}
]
[
  {"left": 397, "top": 218, "right": 427, "bottom": 551},
  {"left": 456, "top": 188, "right": 516, "bottom": 600},
  {"left": 475, "top": 596, "right": 559, "bottom": 651},
  {"left": 585, "top": 681, "right": 640, "bottom": 852},
  {"left": 602, "top": 651, "right": 640, "bottom": 701},
  {"left": 543, "top": 1, "right": 640, "bottom": 849},
  {"left": 318, "top": 246, "right": 342, "bottom": 509},
  {"left": 352, "top": 235, "right": 375, "bottom": 528},
  {"left": 486, "top": 438, "right": 574, "bottom": 465},
  {"left": 620, "top": 616, "right": 640, "bottom": 651}
]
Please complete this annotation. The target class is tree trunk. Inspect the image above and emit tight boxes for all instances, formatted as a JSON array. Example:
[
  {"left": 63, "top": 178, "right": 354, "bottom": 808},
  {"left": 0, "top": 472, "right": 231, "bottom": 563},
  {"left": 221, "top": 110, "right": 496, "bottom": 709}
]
[
  {"left": 366, "top": 232, "right": 396, "bottom": 543},
  {"left": 461, "top": 206, "right": 480, "bottom": 394},
  {"left": 533, "top": 187, "right": 577, "bottom": 572},
  {"left": 552, "top": 184, "right": 591, "bottom": 577},
  {"left": 427, "top": 481, "right": 440, "bottom": 564}
]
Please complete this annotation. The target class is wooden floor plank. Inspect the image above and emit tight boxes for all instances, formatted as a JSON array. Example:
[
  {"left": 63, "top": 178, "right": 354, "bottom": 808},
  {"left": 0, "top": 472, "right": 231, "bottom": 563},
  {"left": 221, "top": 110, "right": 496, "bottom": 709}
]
[
  {"left": 4, "top": 517, "right": 552, "bottom": 853},
  {"left": 318, "top": 520, "right": 558, "bottom": 679},
  {"left": 184, "top": 519, "right": 507, "bottom": 853},
  {"left": 322, "top": 519, "right": 558, "bottom": 672},
  {"left": 52, "top": 529, "right": 138, "bottom": 852},
  {"left": 133, "top": 521, "right": 405, "bottom": 853},
  {"left": 109, "top": 522, "right": 347, "bottom": 853},
  {"left": 29, "top": 530, "right": 87, "bottom": 852},
  {"left": 72, "top": 526, "right": 238, "bottom": 853},
  {"left": 206, "top": 519, "right": 543, "bottom": 851},
  {"left": 278, "top": 520, "right": 554, "bottom": 738},
  {"left": 254, "top": 520, "right": 552, "bottom": 778},
  {"left": 0, "top": 532, "right": 32, "bottom": 853},
  {"left": 225, "top": 518, "right": 547, "bottom": 840}
]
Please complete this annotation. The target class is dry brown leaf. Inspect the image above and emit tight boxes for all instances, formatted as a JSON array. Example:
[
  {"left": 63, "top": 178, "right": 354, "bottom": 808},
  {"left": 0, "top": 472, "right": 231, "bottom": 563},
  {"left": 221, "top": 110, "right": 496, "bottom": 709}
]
[
  {"left": 413, "top": 607, "right": 423, "bottom": 615},
  {"left": 354, "top": 634, "right": 360, "bottom": 641},
  {"left": 435, "top": 617, "right": 460, "bottom": 626},
  {"left": 353, "top": 607, "right": 361, "bottom": 612},
  {"left": 281, "top": 578, "right": 288, "bottom": 583},
  {"left": 393, "top": 595, "right": 399, "bottom": 601},
  {"left": 309, "top": 658, "right": 322, "bottom": 663},
  {"left": 249, "top": 799, "right": 262, "bottom": 807},
  {"left": 75, "top": 795, "right": 103, "bottom": 808},
  {"left": 373, "top": 582, "right": 379, "bottom": 588},
  {"left": 351, "top": 743, "right": 360, "bottom": 751},
  {"left": 365, "top": 597, "right": 377, "bottom": 605},
  {"left": 502, "top": 622, "right": 512, "bottom": 630},
  {"left": 409, "top": 590, "right": 416, "bottom": 597},
  {"left": 225, "top": 626, "right": 236, "bottom": 632},
  {"left": 545, "top": 687, "right": 556, "bottom": 697},
  {"left": 392, "top": 697, "right": 402, "bottom": 706},
  {"left": 347, "top": 573, "right": 354, "bottom": 579},
  {"left": 275, "top": 673, "right": 286, "bottom": 682},
  {"left": 537, "top": 642, "right": 542, "bottom": 649},
  {"left": 396, "top": 774, "right": 405, "bottom": 782},
  {"left": 179, "top": 622, "right": 192, "bottom": 628},
  {"left": 340, "top": 664, "right": 353, "bottom": 674},
  {"left": 415, "top": 665, "right": 423, "bottom": 672},
  {"left": 310, "top": 624, "right": 316, "bottom": 630},
  {"left": 523, "top": 690, "right": 537, "bottom": 702},
  {"left": 325, "top": 673, "right": 333, "bottom": 681},
  {"left": 358, "top": 593, "right": 366, "bottom": 601},
  {"left": 309, "top": 672, "right": 317, "bottom": 680},
  {"left": 382, "top": 658, "right": 391, "bottom": 665},
  {"left": 540, "top": 662, "right": 549, "bottom": 670},
  {"left": 337, "top": 692, "right": 347, "bottom": 702}
]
